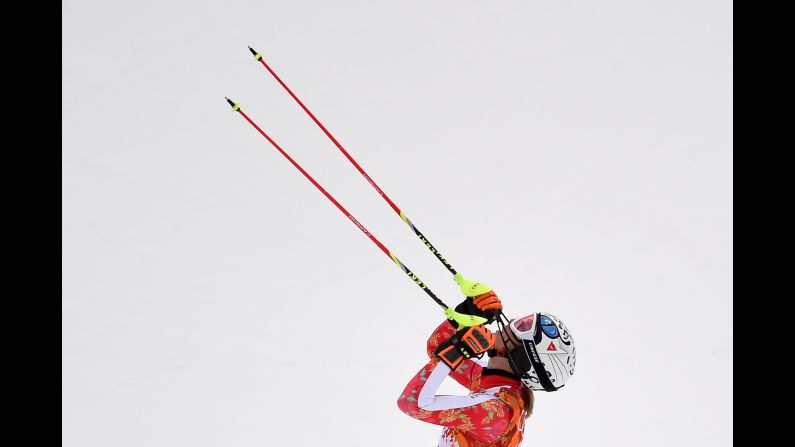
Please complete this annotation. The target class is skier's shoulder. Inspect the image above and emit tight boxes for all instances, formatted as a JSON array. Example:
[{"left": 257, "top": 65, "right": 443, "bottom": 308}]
[{"left": 470, "top": 385, "right": 518, "bottom": 403}]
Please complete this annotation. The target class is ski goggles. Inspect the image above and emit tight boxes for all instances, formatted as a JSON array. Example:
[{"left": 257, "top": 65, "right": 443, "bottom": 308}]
[
  {"left": 510, "top": 314, "right": 537, "bottom": 336},
  {"left": 510, "top": 313, "right": 560, "bottom": 339}
]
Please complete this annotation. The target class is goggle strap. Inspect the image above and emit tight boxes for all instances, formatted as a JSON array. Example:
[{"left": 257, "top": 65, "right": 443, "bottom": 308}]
[{"left": 524, "top": 336, "right": 558, "bottom": 392}]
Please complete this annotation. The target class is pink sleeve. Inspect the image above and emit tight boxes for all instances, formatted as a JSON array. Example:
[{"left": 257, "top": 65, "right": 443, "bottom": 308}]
[
  {"left": 397, "top": 359, "right": 512, "bottom": 434},
  {"left": 426, "top": 320, "right": 482, "bottom": 390}
]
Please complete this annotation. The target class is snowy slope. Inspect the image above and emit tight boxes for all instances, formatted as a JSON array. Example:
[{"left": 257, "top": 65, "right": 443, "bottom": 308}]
[{"left": 62, "top": 1, "right": 732, "bottom": 446}]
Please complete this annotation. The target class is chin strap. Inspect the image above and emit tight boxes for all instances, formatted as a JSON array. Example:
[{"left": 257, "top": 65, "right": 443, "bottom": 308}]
[{"left": 487, "top": 348, "right": 508, "bottom": 358}]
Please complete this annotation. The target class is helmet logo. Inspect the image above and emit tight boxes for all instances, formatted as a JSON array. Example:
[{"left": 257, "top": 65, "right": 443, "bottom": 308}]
[{"left": 546, "top": 342, "right": 557, "bottom": 351}]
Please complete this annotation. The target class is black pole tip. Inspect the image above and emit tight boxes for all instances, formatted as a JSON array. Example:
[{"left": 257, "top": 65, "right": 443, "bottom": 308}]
[
  {"left": 225, "top": 97, "right": 236, "bottom": 107},
  {"left": 248, "top": 46, "right": 257, "bottom": 55}
]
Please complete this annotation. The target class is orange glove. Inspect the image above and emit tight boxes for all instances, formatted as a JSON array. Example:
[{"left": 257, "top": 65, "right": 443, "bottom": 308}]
[
  {"left": 434, "top": 325, "right": 496, "bottom": 370},
  {"left": 449, "top": 291, "right": 503, "bottom": 327},
  {"left": 472, "top": 291, "right": 502, "bottom": 313}
]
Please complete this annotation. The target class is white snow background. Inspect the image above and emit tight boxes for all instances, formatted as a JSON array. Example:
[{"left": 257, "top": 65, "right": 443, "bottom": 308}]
[{"left": 63, "top": 0, "right": 732, "bottom": 446}]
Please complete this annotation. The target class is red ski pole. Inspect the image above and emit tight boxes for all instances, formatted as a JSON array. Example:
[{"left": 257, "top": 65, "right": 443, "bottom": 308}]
[
  {"left": 247, "top": 46, "right": 457, "bottom": 276},
  {"left": 225, "top": 97, "right": 486, "bottom": 328}
]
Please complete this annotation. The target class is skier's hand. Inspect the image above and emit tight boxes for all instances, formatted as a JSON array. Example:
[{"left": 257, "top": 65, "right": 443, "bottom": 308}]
[
  {"left": 449, "top": 291, "right": 503, "bottom": 327},
  {"left": 472, "top": 291, "right": 502, "bottom": 313},
  {"left": 447, "top": 273, "right": 502, "bottom": 327},
  {"left": 434, "top": 325, "right": 496, "bottom": 370}
]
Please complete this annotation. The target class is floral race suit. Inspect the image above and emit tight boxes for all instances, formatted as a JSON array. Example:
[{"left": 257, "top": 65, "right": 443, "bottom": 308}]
[{"left": 397, "top": 321, "right": 527, "bottom": 447}]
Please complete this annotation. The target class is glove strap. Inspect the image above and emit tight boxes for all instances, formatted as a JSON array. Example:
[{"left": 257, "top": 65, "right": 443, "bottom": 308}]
[{"left": 436, "top": 343, "right": 465, "bottom": 370}]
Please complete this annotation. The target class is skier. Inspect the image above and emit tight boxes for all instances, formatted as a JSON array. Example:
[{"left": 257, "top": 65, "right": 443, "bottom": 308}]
[
  {"left": 232, "top": 48, "right": 578, "bottom": 447},
  {"left": 397, "top": 274, "right": 576, "bottom": 447}
]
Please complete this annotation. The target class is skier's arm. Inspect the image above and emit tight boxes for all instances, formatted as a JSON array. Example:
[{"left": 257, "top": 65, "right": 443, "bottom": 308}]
[
  {"left": 426, "top": 320, "right": 481, "bottom": 389},
  {"left": 397, "top": 359, "right": 512, "bottom": 432}
]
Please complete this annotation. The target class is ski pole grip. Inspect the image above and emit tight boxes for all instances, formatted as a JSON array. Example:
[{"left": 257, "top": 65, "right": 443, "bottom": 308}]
[
  {"left": 445, "top": 307, "right": 488, "bottom": 328},
  {"left": 453, "top": 273, "right": 493, "bottom": 297}
]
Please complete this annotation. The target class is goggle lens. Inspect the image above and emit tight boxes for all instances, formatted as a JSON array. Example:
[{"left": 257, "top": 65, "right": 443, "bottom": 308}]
[{"left": 512, "top": 314, "right": 536, "bottom": 334}]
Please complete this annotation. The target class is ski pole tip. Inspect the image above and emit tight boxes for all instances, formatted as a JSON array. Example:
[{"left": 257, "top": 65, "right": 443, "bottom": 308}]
[
  {"left": 248, "top": 45, "right": 263, "bottom": 61},
  {"left": 225, "top": 97, "right": 240, "bottom": 111}
]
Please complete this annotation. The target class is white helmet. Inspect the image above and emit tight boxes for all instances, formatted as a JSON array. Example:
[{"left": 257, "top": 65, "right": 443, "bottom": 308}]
[{"left": 500, "top": 312, "right": 576, "bottom": 391}]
